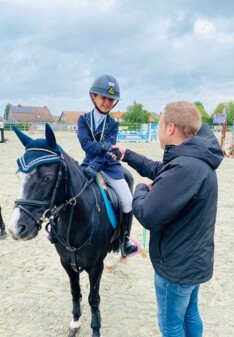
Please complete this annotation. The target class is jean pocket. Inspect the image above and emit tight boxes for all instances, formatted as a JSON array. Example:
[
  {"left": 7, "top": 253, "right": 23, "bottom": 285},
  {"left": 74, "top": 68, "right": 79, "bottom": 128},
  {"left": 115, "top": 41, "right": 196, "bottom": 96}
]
[{"left": 177, "top": 284, "right": 195, "bottom": 295}]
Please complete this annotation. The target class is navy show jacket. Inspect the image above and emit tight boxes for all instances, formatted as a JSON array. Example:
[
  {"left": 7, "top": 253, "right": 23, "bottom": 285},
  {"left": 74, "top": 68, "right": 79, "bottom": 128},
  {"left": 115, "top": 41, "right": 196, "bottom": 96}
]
[{"left": 77, "top": 111, "right": 124, "bottom": 179}]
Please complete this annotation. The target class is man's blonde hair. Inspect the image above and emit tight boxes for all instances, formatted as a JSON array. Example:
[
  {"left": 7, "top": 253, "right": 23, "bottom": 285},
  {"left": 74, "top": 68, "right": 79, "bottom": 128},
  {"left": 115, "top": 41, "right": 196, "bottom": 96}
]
[{"left": 163, "top": 101, "right": 202, "bottom": 139}]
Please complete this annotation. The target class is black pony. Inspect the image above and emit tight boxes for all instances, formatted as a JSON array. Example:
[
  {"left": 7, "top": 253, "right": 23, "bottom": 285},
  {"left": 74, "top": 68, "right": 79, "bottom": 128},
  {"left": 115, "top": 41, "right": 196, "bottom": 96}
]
[{"left": 8, "top": 124, "right": 134, "bottom": 337}]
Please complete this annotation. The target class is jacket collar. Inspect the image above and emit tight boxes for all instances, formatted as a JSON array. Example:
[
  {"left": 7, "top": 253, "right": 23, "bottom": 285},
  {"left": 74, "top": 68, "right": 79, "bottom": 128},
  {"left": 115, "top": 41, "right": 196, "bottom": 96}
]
[{"left": 85, "top": 110, "right": 110, "bottom": 135}]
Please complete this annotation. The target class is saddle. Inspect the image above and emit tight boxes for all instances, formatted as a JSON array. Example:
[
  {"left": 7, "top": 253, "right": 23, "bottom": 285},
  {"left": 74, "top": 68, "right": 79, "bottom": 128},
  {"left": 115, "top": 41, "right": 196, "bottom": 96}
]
[{"left": 96, "top": 173, "right": 123, "bottom": 243}]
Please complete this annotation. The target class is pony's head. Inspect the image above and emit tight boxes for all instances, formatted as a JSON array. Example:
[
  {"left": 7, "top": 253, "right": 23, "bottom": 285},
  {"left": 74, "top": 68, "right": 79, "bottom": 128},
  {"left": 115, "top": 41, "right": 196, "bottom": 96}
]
[{"left": 9, "top": 124, "right": 64, "bottom": 240}]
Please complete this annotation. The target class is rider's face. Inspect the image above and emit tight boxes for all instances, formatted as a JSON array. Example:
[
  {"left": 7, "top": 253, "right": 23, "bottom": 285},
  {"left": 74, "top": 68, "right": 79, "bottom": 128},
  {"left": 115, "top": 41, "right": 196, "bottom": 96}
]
[{"left": 92, "top": 94, "right": 116, "bottom": 113}]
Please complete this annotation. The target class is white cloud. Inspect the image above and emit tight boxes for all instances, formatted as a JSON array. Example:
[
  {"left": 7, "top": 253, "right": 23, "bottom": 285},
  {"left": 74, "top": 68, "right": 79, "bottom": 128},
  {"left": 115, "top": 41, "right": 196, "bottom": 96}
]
[{"left": 194, "top": 19, "right": 215, "bottom": 38}]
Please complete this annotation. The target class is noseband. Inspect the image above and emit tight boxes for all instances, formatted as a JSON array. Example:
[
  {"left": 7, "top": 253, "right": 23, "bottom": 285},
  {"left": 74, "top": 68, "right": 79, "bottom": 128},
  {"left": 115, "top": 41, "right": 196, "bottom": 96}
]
[{"left": 15, "top": 199, "right": 50, "bottom": 230}]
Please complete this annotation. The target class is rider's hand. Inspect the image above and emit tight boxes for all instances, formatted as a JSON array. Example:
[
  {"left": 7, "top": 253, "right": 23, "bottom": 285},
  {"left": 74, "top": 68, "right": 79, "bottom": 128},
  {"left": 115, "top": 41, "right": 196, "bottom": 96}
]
[
  {"left": 101, "top": 141, "right": 113, "bottom": 153},
  {"left": 85, "top": 165, "right": 97, "bottom": 180}
]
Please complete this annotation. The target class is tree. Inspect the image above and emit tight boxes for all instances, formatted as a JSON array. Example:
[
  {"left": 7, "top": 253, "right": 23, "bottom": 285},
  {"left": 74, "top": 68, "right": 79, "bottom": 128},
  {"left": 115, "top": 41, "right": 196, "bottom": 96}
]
[
  {"left": 4, "top": 103, "right": 10, "bottom": 121},
  {"left": 194, "top": 101, "right": 211, "bottom": 124},
  {"left": 122, "top": 101, "right": 151, "bottom": 123}
]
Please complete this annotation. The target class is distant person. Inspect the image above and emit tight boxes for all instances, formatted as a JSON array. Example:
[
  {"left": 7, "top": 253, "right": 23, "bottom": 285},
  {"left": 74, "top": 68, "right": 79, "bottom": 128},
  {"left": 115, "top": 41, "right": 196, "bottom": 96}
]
[
  {"left": 111, "top": 101, "right": 224, "bottom": 336},
  {"left": 77, "top": 74, "right": 137, "bottom": 257},
  {"left": 0, "top": 206, "right": 7, "bottom": 236}
]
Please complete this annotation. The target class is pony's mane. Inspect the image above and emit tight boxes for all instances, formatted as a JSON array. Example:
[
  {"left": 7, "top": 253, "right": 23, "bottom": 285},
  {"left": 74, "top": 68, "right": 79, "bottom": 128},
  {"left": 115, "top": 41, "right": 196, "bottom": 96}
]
[{"left": 61, "top": 150, "right": 86, "bottom": 182}]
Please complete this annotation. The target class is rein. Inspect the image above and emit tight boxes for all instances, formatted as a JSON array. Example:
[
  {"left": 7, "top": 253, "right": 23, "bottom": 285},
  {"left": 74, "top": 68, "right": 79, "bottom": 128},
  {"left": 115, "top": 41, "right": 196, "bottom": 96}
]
[{"left": 45, "top": 178, "right": 96, "bottom": 252}]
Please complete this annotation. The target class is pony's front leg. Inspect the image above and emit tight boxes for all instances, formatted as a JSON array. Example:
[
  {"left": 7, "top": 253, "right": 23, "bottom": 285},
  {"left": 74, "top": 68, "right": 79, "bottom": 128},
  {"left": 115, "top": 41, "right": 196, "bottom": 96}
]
[
  {"left": 88, "top": 261, "right": 104, "bottom": 337},
  {"left": 60, "top": 259, "right": 82, "bottom": 337}
]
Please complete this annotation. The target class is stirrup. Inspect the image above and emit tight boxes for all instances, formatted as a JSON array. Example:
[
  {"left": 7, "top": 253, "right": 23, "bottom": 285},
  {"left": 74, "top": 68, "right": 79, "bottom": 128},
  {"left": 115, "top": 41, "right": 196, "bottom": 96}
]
[{"left": 121, "top": 236, "right": 142, "bottom": 259}]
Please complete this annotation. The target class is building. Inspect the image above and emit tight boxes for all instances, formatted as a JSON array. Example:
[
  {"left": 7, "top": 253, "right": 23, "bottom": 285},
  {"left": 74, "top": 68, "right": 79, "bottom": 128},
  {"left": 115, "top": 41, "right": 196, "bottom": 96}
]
[
  {"left": 110, "top": 111, "right": 125, "bottom": 122},
  {"left": 58, "top": 111, "right": 84, "bottom": 130},
  {"left": 111, "top": 111, "right": 160, "bottom": 123},
  {"left": 7, "top": 105, "right": 54, "bottom": 123},
  {"left": 52, "top": 115, "right": 60, "bottom": 123}
]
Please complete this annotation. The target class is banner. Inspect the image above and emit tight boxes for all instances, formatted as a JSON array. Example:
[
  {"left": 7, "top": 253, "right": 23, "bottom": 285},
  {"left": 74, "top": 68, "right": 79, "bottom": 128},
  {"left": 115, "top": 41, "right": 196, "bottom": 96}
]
[
  {"left": 213, "top": 113, "right": 227, "bottom": 124},
  {"left": 117, "top": 123, "right": 158, "bottom": 142}
]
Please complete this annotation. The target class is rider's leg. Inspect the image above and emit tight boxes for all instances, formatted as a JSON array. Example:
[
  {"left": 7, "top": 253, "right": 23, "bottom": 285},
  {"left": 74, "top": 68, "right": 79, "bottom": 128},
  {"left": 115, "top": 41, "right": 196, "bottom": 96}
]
[
  {"left": 121, "top": 210, "right": 138, "bottom": 257},
  {"left": 101, "top": 173, "right": 137, "bottom": 257}
]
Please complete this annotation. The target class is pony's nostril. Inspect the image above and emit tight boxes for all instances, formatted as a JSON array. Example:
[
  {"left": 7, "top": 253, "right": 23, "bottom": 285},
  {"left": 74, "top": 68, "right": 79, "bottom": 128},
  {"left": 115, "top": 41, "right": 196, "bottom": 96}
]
[{"left": 18, "top": 223, "right": 28, "bottom": 236}]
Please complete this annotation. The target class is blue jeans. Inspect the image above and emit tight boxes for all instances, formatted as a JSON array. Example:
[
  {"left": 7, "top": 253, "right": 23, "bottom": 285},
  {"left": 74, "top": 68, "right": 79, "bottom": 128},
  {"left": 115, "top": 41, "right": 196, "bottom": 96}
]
[{"left": 154, "top": 273, "right": 203, "bottom": 337}]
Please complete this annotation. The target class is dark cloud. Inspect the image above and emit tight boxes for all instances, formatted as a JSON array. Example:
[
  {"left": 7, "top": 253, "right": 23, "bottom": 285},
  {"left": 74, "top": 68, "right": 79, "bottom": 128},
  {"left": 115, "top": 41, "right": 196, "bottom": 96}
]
[{"left": 0, "top": 0, "right": 234, "bottom": 115}]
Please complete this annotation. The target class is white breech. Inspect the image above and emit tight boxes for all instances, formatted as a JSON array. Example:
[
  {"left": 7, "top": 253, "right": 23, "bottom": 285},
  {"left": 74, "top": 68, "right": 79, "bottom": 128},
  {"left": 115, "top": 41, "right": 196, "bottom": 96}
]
[{"left": 101, "top": 172, "right": 133, "bottom": 213}]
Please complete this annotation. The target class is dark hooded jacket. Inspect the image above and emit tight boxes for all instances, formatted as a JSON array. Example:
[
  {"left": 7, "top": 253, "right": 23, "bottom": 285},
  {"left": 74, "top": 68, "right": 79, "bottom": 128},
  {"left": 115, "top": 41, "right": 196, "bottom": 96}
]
[{"left": 123, "top": 125, "right": 224, "bottom": 284}]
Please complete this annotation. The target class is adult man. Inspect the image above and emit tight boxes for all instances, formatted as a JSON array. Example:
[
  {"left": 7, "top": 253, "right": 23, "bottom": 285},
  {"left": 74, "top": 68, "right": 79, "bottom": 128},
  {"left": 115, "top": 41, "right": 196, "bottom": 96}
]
[{"left": 112, "top": 102, "right": 224, "bottom": 337}]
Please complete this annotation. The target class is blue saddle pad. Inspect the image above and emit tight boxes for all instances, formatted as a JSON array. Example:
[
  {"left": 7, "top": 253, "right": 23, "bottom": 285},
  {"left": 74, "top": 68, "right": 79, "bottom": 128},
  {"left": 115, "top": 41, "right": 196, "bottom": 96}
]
[{"left": 96, "top": 178, "right": 117, "bottom": 229}]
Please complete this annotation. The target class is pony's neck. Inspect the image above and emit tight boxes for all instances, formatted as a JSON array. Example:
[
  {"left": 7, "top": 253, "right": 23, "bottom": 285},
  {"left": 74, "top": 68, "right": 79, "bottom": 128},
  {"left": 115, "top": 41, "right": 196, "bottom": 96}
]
[
  {"left": 62, "top": 151, "right": 86, "bottom": 194},
  {"left": 61, "top": 151, "right": 96, "bottom": 238},
  {"left": 62, "top": 151, "right": 91, "bottom": 221}
]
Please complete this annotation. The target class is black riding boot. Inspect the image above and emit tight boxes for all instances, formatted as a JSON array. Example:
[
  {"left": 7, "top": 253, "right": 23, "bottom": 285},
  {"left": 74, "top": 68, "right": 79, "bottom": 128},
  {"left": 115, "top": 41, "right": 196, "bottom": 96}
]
[{"left": 121, "top": 211, "right": 137, "bottom": 258}]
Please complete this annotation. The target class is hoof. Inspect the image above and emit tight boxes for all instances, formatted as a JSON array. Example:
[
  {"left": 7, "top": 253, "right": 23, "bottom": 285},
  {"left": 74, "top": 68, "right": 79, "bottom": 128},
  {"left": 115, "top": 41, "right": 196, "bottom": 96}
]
[
  {"left": 92, "top": 328, "right": 102, "bottom": 337},
  {"left": 0, "top": 231, "right": 7, "bottom": 239},
  {"left": 68, "top": 319, "right": 81, "bottom": 337}
]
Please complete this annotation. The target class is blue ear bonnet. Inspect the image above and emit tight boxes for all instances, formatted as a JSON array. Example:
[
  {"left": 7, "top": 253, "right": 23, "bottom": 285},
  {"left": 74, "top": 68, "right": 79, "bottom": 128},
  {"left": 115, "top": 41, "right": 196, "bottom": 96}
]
[
  {"left": 17, "top": 139, "right": 63, "bottom": 173},
  {"left": 14, "top": 124, "right": 63, "bottom": 173}
]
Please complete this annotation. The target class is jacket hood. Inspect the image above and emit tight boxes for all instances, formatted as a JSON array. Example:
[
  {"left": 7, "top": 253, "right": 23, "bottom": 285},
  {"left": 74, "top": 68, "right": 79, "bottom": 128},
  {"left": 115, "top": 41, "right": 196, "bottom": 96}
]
[{"left": 164, "top": 124, "right": 224, "bottom": 169}]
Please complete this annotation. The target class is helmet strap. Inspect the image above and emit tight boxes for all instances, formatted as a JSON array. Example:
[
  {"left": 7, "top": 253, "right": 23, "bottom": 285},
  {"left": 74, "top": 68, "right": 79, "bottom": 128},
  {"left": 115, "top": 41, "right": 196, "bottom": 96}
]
[{"left": 90, "top": 93, "right": 119, "bottom": 114}]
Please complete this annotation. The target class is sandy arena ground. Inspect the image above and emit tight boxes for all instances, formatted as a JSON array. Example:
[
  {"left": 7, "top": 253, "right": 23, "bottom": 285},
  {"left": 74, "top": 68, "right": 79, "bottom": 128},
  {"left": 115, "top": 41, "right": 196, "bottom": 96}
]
[{"left": 0, "top": 130, "right": 233, "bottom": 337}]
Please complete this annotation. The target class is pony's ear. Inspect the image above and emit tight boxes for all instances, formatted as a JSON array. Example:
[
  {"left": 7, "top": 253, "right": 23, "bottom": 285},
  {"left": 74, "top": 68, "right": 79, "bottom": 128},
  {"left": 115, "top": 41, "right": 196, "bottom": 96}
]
[
  {"left": 13, "top": 126, "right": 33, "bottom": 147},
  {"left": 45, "top": 123, "right": 57, "bottom": 149}
]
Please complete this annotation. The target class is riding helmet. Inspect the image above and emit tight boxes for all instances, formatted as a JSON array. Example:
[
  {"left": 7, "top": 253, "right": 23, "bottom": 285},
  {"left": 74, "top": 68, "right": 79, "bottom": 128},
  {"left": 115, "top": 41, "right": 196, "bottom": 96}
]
[{"left": 90, "top": 74, "right": 120, "bottom": 100}]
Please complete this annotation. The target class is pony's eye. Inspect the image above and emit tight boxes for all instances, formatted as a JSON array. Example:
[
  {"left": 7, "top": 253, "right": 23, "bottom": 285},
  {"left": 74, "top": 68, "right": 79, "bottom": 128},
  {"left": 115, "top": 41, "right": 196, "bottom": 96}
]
[{"left": 44, "top": 175, "right": 54, "bottom": 182}]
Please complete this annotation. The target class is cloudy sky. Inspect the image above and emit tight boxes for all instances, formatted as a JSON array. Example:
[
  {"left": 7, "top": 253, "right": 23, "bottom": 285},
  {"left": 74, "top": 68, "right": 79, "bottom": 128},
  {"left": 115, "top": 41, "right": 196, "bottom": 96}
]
[{"left": 0, "top": 0, "right": 233, "bottom": 117}]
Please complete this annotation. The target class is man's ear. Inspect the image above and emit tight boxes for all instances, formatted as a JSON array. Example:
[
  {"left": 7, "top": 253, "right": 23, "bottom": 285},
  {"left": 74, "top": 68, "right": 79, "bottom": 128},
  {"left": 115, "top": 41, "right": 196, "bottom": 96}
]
[{"left": 168, "top": 123, "right": 176, "bottom": 135}]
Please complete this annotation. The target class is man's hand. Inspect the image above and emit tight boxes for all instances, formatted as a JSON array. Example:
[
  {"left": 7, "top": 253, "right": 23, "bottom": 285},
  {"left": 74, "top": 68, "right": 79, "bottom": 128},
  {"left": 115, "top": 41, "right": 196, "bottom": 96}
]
[
  {"left": 138, "top": 178, "right": 153, "bottom": 189},
  {"left": 109, "top": 148, "right": 122, "bottom": 160},
  {"left": 109, "top": 145, "right": 126, "bottom": 160},
  {"left": 85, "top": 165, "right": 97, "bottom": 180},
  {"left": 101, "top": 142, "right": 122, "bottom": 161}
]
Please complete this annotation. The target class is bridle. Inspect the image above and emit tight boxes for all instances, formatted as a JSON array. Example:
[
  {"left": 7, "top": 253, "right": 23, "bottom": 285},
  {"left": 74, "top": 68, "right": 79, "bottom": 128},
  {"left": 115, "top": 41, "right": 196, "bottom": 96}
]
[
  {"left": 15, "top": 159, "right": 66, "bottom": 231},
  {"left": 14, "top": 152, "right": 97, "bottom": 252},
  {"left": 15, "top": 198, "right": 50, "bottom": 230}
]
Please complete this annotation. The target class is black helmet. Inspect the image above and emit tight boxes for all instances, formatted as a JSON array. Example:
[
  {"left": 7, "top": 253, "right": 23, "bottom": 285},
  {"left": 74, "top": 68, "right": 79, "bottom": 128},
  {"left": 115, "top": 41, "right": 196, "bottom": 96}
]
[{"left": 90, "top": 74, "right": 120, "bottom": 100}]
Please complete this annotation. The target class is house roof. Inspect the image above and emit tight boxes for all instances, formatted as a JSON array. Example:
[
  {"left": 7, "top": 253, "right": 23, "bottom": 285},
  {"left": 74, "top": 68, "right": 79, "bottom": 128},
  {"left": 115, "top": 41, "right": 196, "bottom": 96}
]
[
  {"left": 8, "top": 105, "right": 54, "bottom": 123},
  {"left": 59, "top": 111, "right": 84, "bottom": 124},
  {"left": 52, "top": 115, "right": 60, "bottom": 122},
  {"left": 110, "top": 111, "right": 125, "bottom": 119}
]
